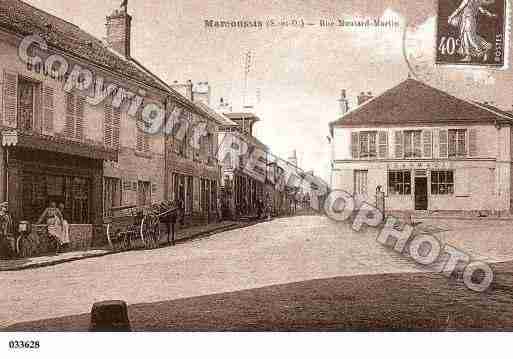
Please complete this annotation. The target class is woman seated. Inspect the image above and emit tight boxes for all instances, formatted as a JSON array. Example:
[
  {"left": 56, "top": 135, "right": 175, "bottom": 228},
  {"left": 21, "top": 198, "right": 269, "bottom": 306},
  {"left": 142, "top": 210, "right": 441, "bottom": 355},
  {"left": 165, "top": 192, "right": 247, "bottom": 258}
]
[{"left": 37, "top": 201, "right": 70, "bottom": 253}]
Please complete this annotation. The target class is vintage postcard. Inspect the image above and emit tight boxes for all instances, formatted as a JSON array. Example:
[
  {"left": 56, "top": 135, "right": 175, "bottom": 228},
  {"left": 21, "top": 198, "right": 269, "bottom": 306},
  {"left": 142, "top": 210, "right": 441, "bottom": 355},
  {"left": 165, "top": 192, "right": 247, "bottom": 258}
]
[
  {"left": 0, "top": 0, "right": 513, "bottom": 357},
  {"left": 436, "top": 0, "right": 507, "bottom": 66}
]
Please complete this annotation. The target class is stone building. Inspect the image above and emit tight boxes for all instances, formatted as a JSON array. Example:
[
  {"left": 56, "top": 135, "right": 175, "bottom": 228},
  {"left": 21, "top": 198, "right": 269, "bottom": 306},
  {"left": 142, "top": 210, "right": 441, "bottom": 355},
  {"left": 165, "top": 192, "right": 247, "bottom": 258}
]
[
  {"left": 0, "top": 0, "right": 222, "bottom": 250},
  {"left": 329, "top": 78, "right": 513, "bottom": 215}
]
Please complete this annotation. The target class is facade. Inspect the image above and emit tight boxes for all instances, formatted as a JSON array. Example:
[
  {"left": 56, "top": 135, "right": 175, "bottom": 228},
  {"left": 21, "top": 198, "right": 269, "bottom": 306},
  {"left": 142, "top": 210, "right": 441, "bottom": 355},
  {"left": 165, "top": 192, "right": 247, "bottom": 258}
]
[
  {"left": 330, "top": 78, "right": 513, "bottom": 215},
  {"left": 0, "top": 0, "right": 224, "bottom": 252},
  {"left": 168, "top": 82, "right": 222, "bottom": 222},
  {"left": 218, "top": 112, "right": 269, "bottom": 218}
]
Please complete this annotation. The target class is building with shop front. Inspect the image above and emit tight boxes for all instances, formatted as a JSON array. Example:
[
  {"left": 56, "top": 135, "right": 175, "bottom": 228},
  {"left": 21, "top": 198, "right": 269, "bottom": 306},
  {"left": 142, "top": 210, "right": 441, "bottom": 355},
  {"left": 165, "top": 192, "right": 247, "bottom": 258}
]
[
  {"left": 0, "top": 1, "right": 223, "bottom": 251},
  {"left": 217, "top": 112, "right": 272, "bottom": 218},
  {"left": 329, "top": 78, "right": 513, "bottom": 215}
]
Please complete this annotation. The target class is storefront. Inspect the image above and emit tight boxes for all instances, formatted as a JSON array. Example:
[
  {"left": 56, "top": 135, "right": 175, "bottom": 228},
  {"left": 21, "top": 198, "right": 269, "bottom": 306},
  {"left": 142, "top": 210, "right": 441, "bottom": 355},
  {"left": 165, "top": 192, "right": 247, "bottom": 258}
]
[{"left": 1, "top": 131, "right": 117, "bottom": 247}]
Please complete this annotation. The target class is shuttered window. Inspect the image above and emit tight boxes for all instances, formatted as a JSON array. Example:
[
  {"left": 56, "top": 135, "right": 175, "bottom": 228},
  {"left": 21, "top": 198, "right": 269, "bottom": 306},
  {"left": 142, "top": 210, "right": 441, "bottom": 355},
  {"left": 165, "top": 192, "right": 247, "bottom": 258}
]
[
  {"left": 3, "top": 71, "right": 17, "bottom": 127},
  {"left": 378, "top": 131, "right": 388, "bottom": 159},
  {"left": 469, "top": 128, "right": 478, "bottom": 157},
  {"left": 43, "top": 86, "right": 55, "bottom": 132},
  {"left": 64, "top": 93, "right": 85, "bottom": 140},
  {"left": 351, "top": 132, "right": 359, "bottom": 159},
  {"left": 448, "top": 129, "right": 466, "bottom": 157},
  {"left": 422, "top": 130, "right": 433, "bottom": 158},
  {"left": 394, "top": 131, "right": 403, "bottom": 158},
  {"left": 136, "top": 117, "right": 150, "bottom": 153},
  {"left": 104, "top": 103, "right": 121, "bottom": 149},
  {"left": 439, "top": 129, "right": 448, "bottom": 158}
]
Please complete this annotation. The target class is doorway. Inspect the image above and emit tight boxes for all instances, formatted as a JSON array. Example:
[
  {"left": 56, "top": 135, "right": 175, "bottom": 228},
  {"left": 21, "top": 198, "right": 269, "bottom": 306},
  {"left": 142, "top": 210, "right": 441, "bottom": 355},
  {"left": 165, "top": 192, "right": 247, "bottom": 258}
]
[{"left": 415, "top": 177, "right": 428, "bottom": 210}]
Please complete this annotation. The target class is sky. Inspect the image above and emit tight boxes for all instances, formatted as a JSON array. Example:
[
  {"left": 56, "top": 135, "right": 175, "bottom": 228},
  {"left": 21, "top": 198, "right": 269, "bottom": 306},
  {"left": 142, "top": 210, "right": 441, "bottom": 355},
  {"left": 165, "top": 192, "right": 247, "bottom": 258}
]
[{"left": 25, "top": 0, "right": 513, "bottom": 183}]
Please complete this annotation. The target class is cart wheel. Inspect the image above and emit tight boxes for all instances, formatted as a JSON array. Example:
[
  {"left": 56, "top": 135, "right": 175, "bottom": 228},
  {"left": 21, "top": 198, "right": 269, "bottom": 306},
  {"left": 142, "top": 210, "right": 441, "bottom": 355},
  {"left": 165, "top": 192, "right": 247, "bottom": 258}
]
[
  {"left": 106, "top": 223, "right": 114, "bottom": 249},
  {"left": 141, "top": 214, "right": 160, "bottom": 249}
]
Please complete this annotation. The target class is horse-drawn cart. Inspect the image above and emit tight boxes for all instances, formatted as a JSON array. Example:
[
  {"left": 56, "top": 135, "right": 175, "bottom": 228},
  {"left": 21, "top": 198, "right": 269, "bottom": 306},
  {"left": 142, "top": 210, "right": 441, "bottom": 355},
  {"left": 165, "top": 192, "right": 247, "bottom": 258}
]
[{"left": 105, "top": 201, "right": 179, "bottom": 251}]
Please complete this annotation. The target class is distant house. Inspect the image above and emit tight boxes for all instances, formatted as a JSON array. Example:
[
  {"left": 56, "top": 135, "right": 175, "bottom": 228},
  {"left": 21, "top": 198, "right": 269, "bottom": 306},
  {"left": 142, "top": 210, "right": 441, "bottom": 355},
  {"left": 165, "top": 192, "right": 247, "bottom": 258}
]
[{"left": 329, "top": 78, "right": 513, "bottom": 215}]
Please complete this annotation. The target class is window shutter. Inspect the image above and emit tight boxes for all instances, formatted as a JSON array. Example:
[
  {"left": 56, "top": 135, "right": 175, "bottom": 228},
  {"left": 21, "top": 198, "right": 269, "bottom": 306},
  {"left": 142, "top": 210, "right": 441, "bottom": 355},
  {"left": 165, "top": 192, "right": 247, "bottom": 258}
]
[
  {"left": 3, "top": 71, "right": 17, "bottom": 127},
  {"left": 64, "top": 92, "right": 75, "bottom": 138},
  {"left": 104, "top": 103, "right": 113, "bottom": 147},
  {"left": 378, "top": 131, "right": 388, "bottom": 158},
  {"left": 136, "top": 119, "right": 144, "bottom": 152},
  {"left": 43, "top": 86, "right": 55, "bottom": 132},
  {"left": 0, "top": 71, "right": 3, "bottom": 123},
  {"left": 394, "top": 131, "right": 403, "bottom": 158},
  {"left": 75, "top": 95, "right": 85, "bottom": 140},
  {"left": 422, "top": 130, "right": 433, "bottom": 158},
  {"left": 351, "top": 132, "right": 359, "bottom": 159},
  {"left": 469, "top": 128, "right": 478, "bottom": 157},
  {"left": 113, "top": 107, "right": 121, "bottom": 149},
  {"left": 144, "top": 130, "right": 150, "bottom": 153},
  {"left": 439, "top": 129, "right": 448, "bottom": 158}
]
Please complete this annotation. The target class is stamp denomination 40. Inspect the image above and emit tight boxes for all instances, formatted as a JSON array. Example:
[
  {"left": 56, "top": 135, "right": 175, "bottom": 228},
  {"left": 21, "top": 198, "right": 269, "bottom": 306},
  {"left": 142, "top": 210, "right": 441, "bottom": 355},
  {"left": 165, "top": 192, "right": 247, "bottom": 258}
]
[{"left": 436, "top": 0, "right": 507, "bottom": 67}]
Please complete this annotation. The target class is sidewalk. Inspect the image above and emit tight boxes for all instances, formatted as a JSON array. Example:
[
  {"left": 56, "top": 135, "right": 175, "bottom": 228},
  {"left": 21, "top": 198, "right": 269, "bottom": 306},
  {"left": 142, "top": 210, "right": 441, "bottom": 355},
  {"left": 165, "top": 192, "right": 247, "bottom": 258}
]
[{"left": 0, "top": 220, "right": 243, "bottom": 272}]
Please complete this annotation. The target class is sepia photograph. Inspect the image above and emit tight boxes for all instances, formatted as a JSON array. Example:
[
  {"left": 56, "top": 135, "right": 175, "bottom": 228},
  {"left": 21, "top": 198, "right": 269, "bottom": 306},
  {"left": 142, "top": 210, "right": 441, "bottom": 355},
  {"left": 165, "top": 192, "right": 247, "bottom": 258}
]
[{"left": 0, "top": 0, "right": 513, "bottom": 357}]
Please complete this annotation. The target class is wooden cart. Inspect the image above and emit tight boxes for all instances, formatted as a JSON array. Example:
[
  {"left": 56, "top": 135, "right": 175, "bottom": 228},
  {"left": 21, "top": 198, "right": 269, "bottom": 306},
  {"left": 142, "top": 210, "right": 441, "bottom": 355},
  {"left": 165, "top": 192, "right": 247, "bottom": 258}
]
[{"left": 106, "top": 202, "right": 179, "bottom": 251}]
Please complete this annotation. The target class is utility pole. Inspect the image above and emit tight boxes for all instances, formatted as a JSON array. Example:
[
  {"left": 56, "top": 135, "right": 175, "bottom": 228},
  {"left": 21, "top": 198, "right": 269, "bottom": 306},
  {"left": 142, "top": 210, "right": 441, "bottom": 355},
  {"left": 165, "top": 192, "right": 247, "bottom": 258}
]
[{"left": 243, "top": 50, "right": 252, "bottom": 108}]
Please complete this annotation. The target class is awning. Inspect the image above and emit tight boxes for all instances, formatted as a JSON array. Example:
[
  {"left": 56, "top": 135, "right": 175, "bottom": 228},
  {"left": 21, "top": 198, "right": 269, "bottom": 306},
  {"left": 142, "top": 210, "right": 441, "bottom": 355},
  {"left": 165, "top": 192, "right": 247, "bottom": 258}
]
[{"left": 2, "top": 130, "right": 118, "bottom": 162}]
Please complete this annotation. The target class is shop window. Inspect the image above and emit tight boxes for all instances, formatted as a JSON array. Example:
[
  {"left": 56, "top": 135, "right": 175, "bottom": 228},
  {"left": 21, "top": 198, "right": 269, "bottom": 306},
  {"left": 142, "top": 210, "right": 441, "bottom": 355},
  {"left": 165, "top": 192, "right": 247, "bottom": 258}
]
[
  {"left": 104, "top": 177, "right": 122, "bottom": 217},
  {"left": 354, "top": 170, "right": 368, "bottom": 195},
  {"left": 431, "top": 170, "right": 454, "bottom": 195},
  {"left": 22, "top": 173, "right": 90, "bottom": 224},
  {"left": 388, "top": 170, "right": 412, "bottom": 195},
  {"left": 448, "top": 129, "right": 467, "bottom": 158}
]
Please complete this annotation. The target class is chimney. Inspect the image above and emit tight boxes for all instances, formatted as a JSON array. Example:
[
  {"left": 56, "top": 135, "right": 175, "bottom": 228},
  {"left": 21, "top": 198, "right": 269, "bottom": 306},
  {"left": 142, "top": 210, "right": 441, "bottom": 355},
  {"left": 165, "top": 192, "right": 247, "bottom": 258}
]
[
  {"left": 106, "top": 6, "right": 132, "bottom": 58},
  {"left": 219, "top": 97, "right": 232, "bottom": 112},
  {"left": 338, "top": 89, "right": 349, "bottom": 115},
  {"left": 357, "top": 91, "right": 373, "bottom": 105}
]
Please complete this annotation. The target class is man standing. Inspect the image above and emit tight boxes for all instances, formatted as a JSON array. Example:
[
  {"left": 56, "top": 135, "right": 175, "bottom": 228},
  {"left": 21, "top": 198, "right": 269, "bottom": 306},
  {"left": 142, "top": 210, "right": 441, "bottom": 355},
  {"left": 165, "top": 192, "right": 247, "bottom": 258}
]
[{"left": 0, "top": 202, "right": 14, "bottom": 258}]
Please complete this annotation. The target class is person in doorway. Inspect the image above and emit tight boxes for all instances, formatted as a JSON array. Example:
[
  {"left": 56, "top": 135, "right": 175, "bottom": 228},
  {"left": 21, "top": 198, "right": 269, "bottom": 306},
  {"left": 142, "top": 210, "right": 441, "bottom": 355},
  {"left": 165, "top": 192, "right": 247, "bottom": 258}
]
[
  {"left": 58, "top": 203, "right": 71, "bottom": 251},
  {"left": 37, "top": 201, "right": 65, "bottom": 253},
  {"left": 0, "top": 202, "right": 14, "bottom": 258}
]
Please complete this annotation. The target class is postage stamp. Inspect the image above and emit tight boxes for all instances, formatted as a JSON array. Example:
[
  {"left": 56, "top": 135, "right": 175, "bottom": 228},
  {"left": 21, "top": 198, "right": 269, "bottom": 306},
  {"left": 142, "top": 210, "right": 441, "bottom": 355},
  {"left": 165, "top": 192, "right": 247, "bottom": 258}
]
[{"left": 436, "top": 0, "right": 507, "bottom": 67}]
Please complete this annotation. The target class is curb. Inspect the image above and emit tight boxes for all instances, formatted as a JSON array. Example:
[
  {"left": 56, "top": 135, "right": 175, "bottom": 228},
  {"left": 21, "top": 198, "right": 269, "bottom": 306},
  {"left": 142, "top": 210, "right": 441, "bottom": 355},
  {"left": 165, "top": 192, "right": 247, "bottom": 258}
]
[{"left": 0, "top": 221, "right": 258, "bottom": 272}]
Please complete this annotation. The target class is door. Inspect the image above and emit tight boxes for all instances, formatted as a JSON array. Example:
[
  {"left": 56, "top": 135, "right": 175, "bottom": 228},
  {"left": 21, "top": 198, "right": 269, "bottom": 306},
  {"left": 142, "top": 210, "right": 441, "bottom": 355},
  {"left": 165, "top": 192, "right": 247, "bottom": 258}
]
[{"left": 415, "top": 177, "right": 428, "bottom": 210}]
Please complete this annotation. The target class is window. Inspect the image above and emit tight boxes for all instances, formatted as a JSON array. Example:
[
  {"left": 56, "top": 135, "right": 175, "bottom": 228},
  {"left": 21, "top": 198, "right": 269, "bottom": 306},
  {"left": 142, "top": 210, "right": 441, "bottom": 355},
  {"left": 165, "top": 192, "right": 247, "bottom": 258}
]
[
  {"left": 431, "top": 170, "right": 454, "bottom": 195},
  {"left": 388, "top": 170, "right": 411, "bottom": 195},
  {"left": 448, "top": 129, "right": 466, "bottom": 157},
  {"left": 404, "top": 130, "right": 422, "bottom": 158},
  {"left": 64, "top": 92, "right": 85, "bottom": 140},
  {"left": 137, "top": 181, "right": 151, "bottom": 206},
  {"left": 354, "top": 170, "right": 368, "bottom": 195},
  {"left": 359, "top": 131, "right": 377, "bottom": 159},
  {"left": 17, "top": 77, "right": 38, "bottom": 131},
  {"left": 104, "top": 177, "right": 122, "bottom": 217},
  {"left": 136, "top": 118, "right": 150, "bottom": 153},
  {"left": 104, "top": 103, "right": 121, "bottom": 148}
]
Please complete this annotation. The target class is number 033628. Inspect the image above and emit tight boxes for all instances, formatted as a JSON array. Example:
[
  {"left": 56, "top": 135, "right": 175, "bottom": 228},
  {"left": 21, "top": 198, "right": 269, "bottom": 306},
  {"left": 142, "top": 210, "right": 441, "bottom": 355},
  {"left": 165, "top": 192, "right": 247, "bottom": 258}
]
[{"left": 8, "top": 340, "right": 40, "bottom": 349}]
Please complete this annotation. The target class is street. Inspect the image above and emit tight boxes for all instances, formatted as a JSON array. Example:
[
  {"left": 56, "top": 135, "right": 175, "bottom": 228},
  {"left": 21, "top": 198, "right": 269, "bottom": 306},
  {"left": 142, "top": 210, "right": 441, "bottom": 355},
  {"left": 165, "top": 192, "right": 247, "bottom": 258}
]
[{"left": 3, "top": 215, "right": 513, "bottom": 330}]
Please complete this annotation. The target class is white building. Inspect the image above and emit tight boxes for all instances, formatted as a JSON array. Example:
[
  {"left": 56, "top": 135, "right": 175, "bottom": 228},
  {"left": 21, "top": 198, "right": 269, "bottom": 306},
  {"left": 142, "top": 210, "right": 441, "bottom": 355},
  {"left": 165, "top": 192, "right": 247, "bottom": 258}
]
[{"left": 329, "top": 78, "right": 513, "bottom": 215}]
